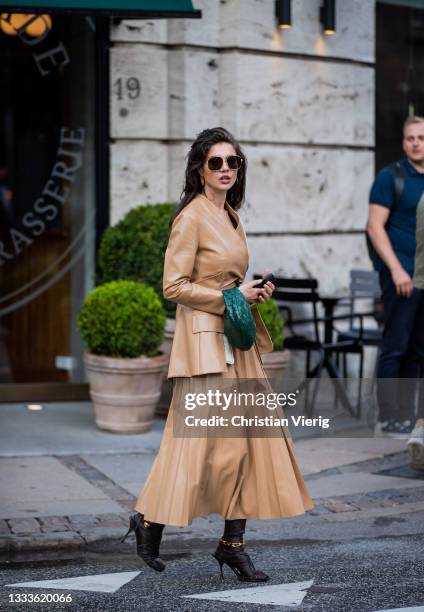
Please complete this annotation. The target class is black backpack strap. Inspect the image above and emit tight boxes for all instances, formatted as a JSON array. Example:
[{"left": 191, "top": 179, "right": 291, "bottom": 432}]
[{"left": 388, "top": 161, "right": 405, "bottom": 212}]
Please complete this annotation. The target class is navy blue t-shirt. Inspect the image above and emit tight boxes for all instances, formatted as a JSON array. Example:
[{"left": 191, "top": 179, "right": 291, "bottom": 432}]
[{"left": 369, "top": 158, "right": 424, "bottom": 275}]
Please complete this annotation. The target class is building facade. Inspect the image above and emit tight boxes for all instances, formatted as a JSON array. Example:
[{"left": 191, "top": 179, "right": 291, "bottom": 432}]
[
  {"left": 1, "top": 0, "right": 423, "bottom": 398},
  {"left": 110, "top": 0, "right": 375, "bottom": 294}
]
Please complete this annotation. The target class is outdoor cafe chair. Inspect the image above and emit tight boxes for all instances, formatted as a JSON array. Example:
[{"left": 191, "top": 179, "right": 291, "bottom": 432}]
[
  {"left": 332, "top": 269, "right": 383, "bottom": 424},
  {"left": 254, "top": 275, "right": 367, "bottom": 418},
  {"left": 335, "top": 269, "right": 383, "bottom": 377}
]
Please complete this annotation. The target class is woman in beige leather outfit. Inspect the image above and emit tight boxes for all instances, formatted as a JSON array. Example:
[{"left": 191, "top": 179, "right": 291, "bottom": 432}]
[{"left": 122, "top": 127, "right": 313, "bottom": 582}]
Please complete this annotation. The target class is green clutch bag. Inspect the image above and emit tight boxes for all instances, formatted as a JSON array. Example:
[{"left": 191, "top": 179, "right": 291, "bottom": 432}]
[{"left": 222, "top": 287, "right": 256, "bottom": 351}]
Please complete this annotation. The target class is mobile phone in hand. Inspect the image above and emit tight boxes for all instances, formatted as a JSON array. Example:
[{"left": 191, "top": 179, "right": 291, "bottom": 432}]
[{"left": 256, "top": 273, "right": 275, "bottom": 289}]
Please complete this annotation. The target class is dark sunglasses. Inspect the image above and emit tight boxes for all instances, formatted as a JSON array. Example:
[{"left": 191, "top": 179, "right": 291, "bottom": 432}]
[{"left": 207, "top": 155, "right": 243, "bottom": 171}]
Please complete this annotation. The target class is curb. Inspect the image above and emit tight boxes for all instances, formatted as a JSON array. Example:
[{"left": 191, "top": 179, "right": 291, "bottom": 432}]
[{"left": 0, "top": 526, "right": 130, "bottom": 554}]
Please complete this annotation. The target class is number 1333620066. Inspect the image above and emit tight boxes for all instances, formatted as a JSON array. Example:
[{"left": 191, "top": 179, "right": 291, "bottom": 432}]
[{"left": 9, "top": 593, "right": 73, "bottom": 603}]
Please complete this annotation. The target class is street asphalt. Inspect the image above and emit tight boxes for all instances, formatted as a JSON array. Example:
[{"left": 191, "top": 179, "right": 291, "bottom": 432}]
[
  {"left": 1, "top": 531, "right": 423, "bottom": 611},
  {"left": 0, "top": 399, "right": 423, "bottom": 611}
]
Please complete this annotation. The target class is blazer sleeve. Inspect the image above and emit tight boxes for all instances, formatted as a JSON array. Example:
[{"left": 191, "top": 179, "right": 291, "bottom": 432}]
[{"left": 163, "top": 211, "right": 225, "bottom": 315}]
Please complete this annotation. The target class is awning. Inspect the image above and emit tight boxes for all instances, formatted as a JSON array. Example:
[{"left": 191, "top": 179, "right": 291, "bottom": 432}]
[{"left": 0, "top": 0, "right": 201, "bottom": 18}]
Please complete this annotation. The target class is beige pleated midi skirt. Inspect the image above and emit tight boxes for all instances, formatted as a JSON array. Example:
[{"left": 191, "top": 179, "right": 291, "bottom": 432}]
[{"left": 134, "top": 344, "right": 314, "bottom": 526}]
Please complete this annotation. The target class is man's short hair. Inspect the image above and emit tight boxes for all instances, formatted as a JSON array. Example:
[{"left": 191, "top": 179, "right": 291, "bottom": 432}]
[{"left": 403, "top": 115, "right": 424, "bottom": 133}]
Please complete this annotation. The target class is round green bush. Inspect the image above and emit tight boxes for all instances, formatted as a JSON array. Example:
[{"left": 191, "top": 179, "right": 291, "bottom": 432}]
[
  {"left": 78, "top": 280, "right": 166, "bottom": 358},
  {"left": 97, "top": 203, "right": 177, "bottom": 317},
  {"left": 257, "top": 298, "right": 285, "bottom": 351}
]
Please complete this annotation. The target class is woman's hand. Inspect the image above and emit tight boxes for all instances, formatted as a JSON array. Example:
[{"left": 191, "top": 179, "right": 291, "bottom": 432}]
[{"left": 239, "top": 274, "right": 275, "bottom": 305}]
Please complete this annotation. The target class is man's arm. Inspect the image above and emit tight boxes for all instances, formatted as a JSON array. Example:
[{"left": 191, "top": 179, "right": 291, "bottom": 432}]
[{"left": 367, "top": 204, "right": 413, "bottom": 297}]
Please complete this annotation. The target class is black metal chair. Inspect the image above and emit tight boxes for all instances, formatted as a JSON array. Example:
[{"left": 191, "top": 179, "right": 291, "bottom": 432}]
[
  {"left": 264, "top": 277, "right": 322, "bottom": 379},
  {"left": 254, "top": 275, "right": 366, "bottom": 417}
]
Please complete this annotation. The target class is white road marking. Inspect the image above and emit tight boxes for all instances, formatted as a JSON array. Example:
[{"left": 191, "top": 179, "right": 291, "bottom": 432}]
[
  {"left": 183, "top": 579, "right": 314, "bottom": 606},
  {"left": 5, "top": 571, "right": 141, "bottom": 594},
  {"left": 373, "top": 607, "right": 424, "bottom": 612}
]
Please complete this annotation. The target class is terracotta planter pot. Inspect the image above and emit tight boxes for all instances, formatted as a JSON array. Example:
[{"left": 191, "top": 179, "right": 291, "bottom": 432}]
[
  {"left": 84, "top": 351, "right": 169, "bottom": 433},
  {"left": 261, "top": 349, "right": 290, "bottom": 380},
  {"left": 156, "top": 317, "right": 175, "bottom": 417}
]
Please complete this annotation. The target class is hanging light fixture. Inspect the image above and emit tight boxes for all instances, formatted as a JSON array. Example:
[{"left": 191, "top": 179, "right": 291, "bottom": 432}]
[
  {"left": 320, "top": 0, "right": 336, "bottom": 36},
  {"left": 0, "top": 13, "right": 52, "bottom": 37},
  {"left": 275, "top": 0, "right": 291, "bottom": 30}
]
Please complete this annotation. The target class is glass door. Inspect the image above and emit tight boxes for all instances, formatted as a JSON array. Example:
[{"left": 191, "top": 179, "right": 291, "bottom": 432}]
[{"left": 0, "top": 14, "right": 98, "bottom": 400}]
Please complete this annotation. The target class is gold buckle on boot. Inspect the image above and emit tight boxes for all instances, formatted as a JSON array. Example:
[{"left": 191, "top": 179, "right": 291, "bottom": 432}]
[{"left": 220, "top": 538, "right": 244, "bottom": 547}]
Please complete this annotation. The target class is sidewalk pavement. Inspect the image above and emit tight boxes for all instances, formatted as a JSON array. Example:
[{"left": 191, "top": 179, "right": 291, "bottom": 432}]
[{"left": 0, "top": 401, "right": 423, "bottom": 555}]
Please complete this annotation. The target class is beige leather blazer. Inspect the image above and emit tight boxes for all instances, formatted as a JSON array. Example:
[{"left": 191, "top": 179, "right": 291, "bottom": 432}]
[{"left": 164, "top": 193, "right": 273, "bottom": 378}]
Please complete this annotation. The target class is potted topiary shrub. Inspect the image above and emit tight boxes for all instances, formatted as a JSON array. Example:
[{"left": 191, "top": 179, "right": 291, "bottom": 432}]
[
  {"left": 97, "top": 201, "right": 177, "bottom": 321},
  {"left": 256, "top": 298, "right": 290, "bottom": 379},
  {"left": 78, "top": 280, "right": 168, "bottom": 433},
  {"left": 96, "top": 203, "right": 177, "bottom": 416}
]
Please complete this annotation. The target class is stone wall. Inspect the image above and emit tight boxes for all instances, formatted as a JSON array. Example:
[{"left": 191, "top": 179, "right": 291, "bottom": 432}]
[{"left": 110, "top": 0, "right": 375, "bottom": 294}]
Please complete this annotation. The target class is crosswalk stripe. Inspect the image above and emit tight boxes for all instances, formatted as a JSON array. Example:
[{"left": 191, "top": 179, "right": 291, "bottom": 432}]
[
  {"left": 5, "top": 571, "right": 141, "bottom": 594},
  {"left": 182, "top": 579, "right": 314, "bottom": 606},
  {"left": 372, "top": 607, "right": 424, "bottom": 612}
]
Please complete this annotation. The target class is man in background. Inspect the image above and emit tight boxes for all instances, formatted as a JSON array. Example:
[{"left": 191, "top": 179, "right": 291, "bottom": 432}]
[{"left": 367, "top": 116, "right": 424, "bottom": 437}]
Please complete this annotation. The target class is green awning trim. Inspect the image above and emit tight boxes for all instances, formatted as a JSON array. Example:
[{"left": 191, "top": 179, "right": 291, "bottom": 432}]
[{"left": 0, "top": 0, "right": 201, "bottom": 18}]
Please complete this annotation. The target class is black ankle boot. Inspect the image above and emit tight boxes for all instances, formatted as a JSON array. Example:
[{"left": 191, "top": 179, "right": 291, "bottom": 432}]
[
  {"left": 121, "top": 512, "right": 165, "bottom": 572},
  {"left": 212, "top": 519, "right": 269, "bottom": 582}
]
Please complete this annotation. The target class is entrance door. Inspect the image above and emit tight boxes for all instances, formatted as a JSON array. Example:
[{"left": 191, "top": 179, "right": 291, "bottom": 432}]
[
  {"left": 376, "top": 1, "right": 424, "bottom": 170},
  {"left": 0, "top": 15, "right": 98, "bottom": 400}
]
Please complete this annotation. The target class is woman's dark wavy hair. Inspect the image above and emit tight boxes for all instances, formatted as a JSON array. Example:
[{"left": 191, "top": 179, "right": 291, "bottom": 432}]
[{"left": 170, "top": 127, "right": 247, "bottom": 227}]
